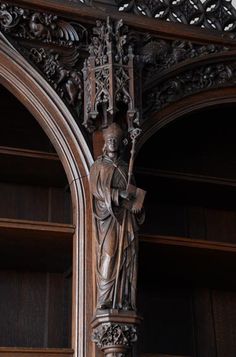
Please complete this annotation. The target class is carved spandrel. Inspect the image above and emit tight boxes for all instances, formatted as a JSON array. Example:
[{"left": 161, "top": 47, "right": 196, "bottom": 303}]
[
  {"left": 0, "top": 2, "right": 87, "bottom": 117},
  {"left": 143, "top": 61, "right": 236, "bottom": 115},
  {"left": 140, "top": 39, "right": 230, "bottom": 86},
  {"left": 0, "top": 3, "right": 84, "bottom": 45}
]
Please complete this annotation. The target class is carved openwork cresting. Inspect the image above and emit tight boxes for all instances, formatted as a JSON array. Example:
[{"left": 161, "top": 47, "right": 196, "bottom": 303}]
[
  {"left": 117, "top": 0, "right": 236, "bottom": 34},
  {"left": 83, "top": 17, "right": 139, "bottom": 132}
]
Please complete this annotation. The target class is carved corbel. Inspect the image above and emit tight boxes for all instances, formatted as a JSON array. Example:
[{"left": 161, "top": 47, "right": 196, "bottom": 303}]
[{"left": 92, "top": 310, "right": 141, "bottom": 357}]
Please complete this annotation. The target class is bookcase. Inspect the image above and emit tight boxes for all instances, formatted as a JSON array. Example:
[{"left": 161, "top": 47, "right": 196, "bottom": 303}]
[
  {"left": 136, "top": 106, "right": 236, "bottom": 357},
  {"left": 0, "top": 84, "right": 74, "bottom": 356}
]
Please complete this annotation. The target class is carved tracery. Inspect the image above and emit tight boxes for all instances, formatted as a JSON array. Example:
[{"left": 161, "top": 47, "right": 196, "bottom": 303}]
[
  {"left": 117, "top": 0, "right": 236, "bottom": 34},
  {"left": 2, "top": 2, "right": 236, "bottom": 356},
  {"left": 83, "top": 17, "right": 139, "bottom": 132}
]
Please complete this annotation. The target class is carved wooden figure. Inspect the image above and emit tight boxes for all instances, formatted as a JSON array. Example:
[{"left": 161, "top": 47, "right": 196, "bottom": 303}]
[{"left": 90, "top": 123, "right": 145, "bottom": 313}]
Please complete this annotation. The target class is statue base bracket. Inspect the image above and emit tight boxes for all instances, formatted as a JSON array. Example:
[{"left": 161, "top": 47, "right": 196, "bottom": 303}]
[{"left": 91, "top": 309, "right": 142, "bottom": 357}]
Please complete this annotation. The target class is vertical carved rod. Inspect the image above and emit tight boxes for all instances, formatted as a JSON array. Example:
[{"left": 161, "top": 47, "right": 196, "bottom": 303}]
[{"left": 112, "top": 128, "right": 142, "bottom": 309}]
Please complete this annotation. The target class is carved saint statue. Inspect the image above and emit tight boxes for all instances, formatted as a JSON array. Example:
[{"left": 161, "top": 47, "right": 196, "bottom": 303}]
[{"left": 90, "top": 123, "right": 145, "bottom": 311}]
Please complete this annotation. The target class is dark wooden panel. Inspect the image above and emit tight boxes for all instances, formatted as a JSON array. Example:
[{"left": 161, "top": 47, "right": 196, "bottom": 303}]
[
  {"left": 0, "top": 271, "right": 71, "bottom": 348},
  {"left": 63, "top": 274, "right": 72, "bottom": 348},
  {"left": 0, "top": 148, "right": 67, "bottom": 187},
  {"left": 0, "top": 348, "right": 73, "bottom": 356},
  {"left": 141, "top": 201, "right": 187, "bottom": 237},
  {"left": 192, "top": 289, "right": 216, "bottom": 357},
  {"left": 0, "top": 85, "right": 55, "bottom": 152},
  {"left": 0, "top": 183, "right": 72, "bottom": 223},
  {"left": 47, "top": 274, "right": 65, "bottom": 348},
  {"left": 186, "top": 206, "right": 206, "bottom": 240},
  {"left": 50, "top": 188, "right": 72, "bottom": 224},
  {"left": 137, "top": 286, "right": 195, "bottom": 356},
  {"left": 0, "top": 218, "right": 73, "bottom": 271},
  {"left": 0, "top": 271, "right": 46, "bottom": 347},
  {"left": 206, "top": 208, "right": 236, "bottom": 244},
  {"left": 0, "top": 183, "right": 49, "bottom": 221},
  {"left": 212, "top": 289, "right": 236, "bottom": 357}
]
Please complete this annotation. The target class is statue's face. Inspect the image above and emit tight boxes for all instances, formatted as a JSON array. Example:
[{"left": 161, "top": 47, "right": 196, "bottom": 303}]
[{"left": 106, "top": 136, "right": 119, "bottom": 153}]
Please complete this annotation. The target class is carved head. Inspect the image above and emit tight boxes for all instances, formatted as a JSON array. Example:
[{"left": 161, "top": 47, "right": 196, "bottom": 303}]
[{"left": 103, "top": 123, "right": 123, "bottom": 154}]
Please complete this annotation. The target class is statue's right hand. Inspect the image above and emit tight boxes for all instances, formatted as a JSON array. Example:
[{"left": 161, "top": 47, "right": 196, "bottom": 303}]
[{"left": 120, "top": 190, "right": 128, "bottom": 199}]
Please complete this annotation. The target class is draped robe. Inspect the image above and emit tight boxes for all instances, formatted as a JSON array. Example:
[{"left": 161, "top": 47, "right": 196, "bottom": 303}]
[{"left": 90, "top": 154, "right": 143, "bottom": 310}]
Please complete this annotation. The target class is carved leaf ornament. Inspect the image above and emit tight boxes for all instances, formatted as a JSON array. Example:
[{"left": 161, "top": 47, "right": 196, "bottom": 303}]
[
  {"left": 0, "top": 3, "right": 86, "bottom": 117},
  {"left": 92, "top": 322, "right": 137, "bottom": 349}
]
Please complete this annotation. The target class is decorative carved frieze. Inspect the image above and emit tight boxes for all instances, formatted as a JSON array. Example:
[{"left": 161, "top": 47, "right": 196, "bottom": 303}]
[
  {"left": 140, "top": 38, "right": 230, "bottom": 87},
  {"left": 144, "top": 61, "right": 236, "bottom": 114},
  {"left": 83, "top": 17, "right": 139, "bottom": 132},
  {"left": 116, "top": 0, "right": 236, "bottom": 35},
  {"left": 30, "top": 47, "right": 83, "bottom": 109},
  {"left": 0, "top": 3, "right": 84, "bottom": 45},
  {"left": 0, "top": 2, "right": 86, "bottom": 116}
]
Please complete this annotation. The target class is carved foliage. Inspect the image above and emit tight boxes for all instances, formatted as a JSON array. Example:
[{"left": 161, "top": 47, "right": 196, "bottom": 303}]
[
  {"left": 0, "top": 3, "right": 86, "bottom": 113},
  {"left": 92, "top": 322, "right": 137, "bottom": 350},
  {"left": 140, "top": 38, "right": 230, "bottom": 86},
  {"left": 117, "top": 0, "right": 236, "bottom": 34},
  {"left": 144, "top": 62, "right": 236, "bottom": 114},
  {"left": 0, "top": 3, "right": 84, "bottom": 45},
  {"left": 30, "top": 47, "right": 83, "bottom": 108}
]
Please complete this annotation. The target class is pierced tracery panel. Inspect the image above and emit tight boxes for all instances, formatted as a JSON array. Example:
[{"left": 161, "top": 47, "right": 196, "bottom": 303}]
[{"left": 116, "top": 0, "right": 236, "bottom": 35}]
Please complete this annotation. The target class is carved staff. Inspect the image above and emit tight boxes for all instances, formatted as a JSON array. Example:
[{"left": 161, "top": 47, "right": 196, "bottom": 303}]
[{"left": 112, "top": 128, "right": 142, "bottom": 309}]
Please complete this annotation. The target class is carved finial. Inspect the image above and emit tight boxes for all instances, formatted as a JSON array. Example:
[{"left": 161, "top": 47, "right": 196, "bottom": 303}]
[{"left": 83, "top": 17, "right": 139, "bottom": 132}]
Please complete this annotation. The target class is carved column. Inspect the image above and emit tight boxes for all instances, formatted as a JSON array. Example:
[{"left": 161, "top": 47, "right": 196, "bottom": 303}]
[{"left": 83, "top": 18, "right": 144, "bottom": 357}]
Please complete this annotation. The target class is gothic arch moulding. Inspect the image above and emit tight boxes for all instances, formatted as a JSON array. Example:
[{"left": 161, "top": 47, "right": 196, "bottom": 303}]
[
  {"left": 138, "top": 86, "right": 236, "bottom": 151},
  {"left": 0, "top": 32, "right": 94, "bottom": 357}
]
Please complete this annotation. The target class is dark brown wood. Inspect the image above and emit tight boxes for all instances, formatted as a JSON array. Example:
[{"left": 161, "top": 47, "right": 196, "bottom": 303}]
[
  {"left": 0, "top": 33, "right": 93, "bottom": 357},
  {"left": 6, "top": 0, "right": 236, "bottom": 46},
  {"left": 136, "top": 167, "right": 236, "bottom": 188},
  {"left": 90, "top": 123, "right": 144, "bottom": 311},
  {"left": 0, "top": 271, "right": 72, "bottom": 348},
  {"left": 212, "top": 290, "right": 236, "bottom": 357},
  {"left": 0, "top": 219, "right": 73, "bottom": 271},
  {"left": 0, "top": 348, "right": 73, "bottom": 356},
  {"left": 3, "top": 0, "right": 236, "bottom": 356},
  {"left": 140, "top": 234, "right": 236, "bottom": 253},
  {"left": 0, "top": 218, "right": 74, "bottom": 239}
]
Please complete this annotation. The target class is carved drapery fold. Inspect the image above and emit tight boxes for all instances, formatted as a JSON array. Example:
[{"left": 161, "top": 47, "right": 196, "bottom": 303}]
[{"left": 2, "top": 3, "right": 236, "bottom": 357}]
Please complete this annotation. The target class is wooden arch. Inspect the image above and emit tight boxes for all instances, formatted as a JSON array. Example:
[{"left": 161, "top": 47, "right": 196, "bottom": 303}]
[
  {"left": 0, "top": 33, "right": 94, "bottom": 357},
  {"left": 138, "top": 86, "right": 236, "bottom": 151}
]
